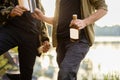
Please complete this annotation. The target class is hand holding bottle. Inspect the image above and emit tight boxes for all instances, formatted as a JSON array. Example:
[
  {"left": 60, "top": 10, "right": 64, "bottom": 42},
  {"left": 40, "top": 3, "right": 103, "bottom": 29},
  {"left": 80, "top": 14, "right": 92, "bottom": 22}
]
[
  {"left": 10, "top": 5, "right": 28, "bottom": 17},
  {"left": 31, "top": 8, "right": 44, "bottom": 21},
  {"left": 70, "top": 17, "right": 87, "bottom": 30},
  {"left": 38, "top": 41, "right": 51, "bottom": 54}
]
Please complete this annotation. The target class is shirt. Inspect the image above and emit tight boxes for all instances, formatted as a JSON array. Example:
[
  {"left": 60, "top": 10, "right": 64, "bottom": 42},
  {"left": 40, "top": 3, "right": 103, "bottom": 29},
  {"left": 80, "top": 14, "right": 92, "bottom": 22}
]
[
  {"left": 57, "top": 0, "right": 81, "bottom": 38},
  {"left": 52, "top": 0, "right": 108, "bottom": 47},
  {"left": 57, "top": 0, "right": 88, "bottom": 43}
]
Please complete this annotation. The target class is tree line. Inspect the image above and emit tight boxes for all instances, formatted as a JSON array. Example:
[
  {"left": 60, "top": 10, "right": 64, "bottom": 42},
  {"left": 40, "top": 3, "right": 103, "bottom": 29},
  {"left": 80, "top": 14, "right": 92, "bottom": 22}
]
[
  {"left": 94, "top": 25, "right": 120, "bottom": 36},
  {"left": 46, "top": 24, "right": 120, "bottom": 37}
]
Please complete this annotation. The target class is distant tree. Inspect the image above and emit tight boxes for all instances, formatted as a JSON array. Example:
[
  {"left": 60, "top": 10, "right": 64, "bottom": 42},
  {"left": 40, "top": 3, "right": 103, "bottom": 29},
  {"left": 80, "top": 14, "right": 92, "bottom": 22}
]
[{"left": 94, "top": 25, "right": 120, "bottom": 36}]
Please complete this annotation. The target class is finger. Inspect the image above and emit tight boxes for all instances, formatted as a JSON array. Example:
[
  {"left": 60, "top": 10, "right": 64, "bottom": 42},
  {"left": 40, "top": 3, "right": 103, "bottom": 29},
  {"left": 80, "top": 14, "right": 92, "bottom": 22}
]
[
  {"left": 70, "top": 19, "right": 78, "bottom": 27},
  {"left": 69, "top": 23, "right": 73, "bottom": 27},
  {"left": 13, "top": 9, "right": 24, "bottom": 16},
  {"left": 69, "top": 20, "right": 74, "bottom": 27},
  {"left": 44, "top": 45, "right": 50, "bottom": 50},
  {"left": 43, "top": 49, "right": 49, "bottom": 53},
  {"left": 16, "top": 5, "right": 28, "bottom": 11},
  {"left": 13, "top": 11, "right": 22, "bottom": 16},
  {"left": 12, "top": 6, "right": 24, "bottom": 14},
  {"left": 42, "top": 45, "right": 50, "bottom": 53},
  {"left": 33, "top": 13, "right": 40, "bottom": 19},
  {"left": 31, "top": 13, "right": 35, "bottom": 18},
  {"left": 31, "top": 13, "right": 36, "bottom": 18},
  {"left": 15, "top": 8, "right": 25, "bottom": 13},
  {"left": 42, "top": 48, "right": 48, "bottom": 53},
  {"left": 15, "top": 5, "right": 27, "bottom": 13},
  {"left": 14, "top": 9, "right": 24, "bottom": 14},
  {"left": 10, "top": 11, "right": 22, "bottom": 17}
]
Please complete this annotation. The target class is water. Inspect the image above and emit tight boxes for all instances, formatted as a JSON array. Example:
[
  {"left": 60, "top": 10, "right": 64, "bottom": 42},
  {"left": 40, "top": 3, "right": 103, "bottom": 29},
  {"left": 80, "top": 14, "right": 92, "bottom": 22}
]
[
  {"left": 85, "top": 36, "right": 120, "bottom": 74},
  {"left": 33, "top": 36, "right": 120, "bottom": 80}
]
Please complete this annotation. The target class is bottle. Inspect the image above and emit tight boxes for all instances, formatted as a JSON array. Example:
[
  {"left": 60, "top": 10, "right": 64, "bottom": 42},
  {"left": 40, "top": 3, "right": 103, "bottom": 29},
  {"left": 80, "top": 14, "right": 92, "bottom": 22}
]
[
  {"left": 18, "top": 0, "right": 36, "bottom": 13},
  {"left": 70, "top": 14, "right": 80, "bottom": 42}
]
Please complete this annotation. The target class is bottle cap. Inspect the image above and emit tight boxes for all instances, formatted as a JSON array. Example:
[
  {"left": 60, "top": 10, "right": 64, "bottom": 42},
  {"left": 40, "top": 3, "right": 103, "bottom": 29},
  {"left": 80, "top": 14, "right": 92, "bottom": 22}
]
[{"left": 72, "top": 14, "right": 77, "bottom": 20}]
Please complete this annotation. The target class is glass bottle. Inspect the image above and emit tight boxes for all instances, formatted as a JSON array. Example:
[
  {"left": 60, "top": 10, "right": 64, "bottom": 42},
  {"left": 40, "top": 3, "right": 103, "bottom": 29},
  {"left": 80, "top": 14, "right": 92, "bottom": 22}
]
[{"left": 70, "top": 14, "right": 80, "bottom": 42}]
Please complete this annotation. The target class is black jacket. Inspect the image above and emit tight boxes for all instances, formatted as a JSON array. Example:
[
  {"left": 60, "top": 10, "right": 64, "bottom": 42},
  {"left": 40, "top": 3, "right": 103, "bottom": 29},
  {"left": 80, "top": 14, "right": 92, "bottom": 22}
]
[{"left": 0, "top": 0, "right": 49, "bottom": 43}]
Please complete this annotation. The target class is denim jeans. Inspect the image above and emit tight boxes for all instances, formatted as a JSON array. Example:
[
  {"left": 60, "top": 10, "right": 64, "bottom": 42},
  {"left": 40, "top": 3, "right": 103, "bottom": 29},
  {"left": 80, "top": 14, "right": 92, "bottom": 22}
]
[{"left": 56, "top": 39, "right": 90, "bottom": 80}]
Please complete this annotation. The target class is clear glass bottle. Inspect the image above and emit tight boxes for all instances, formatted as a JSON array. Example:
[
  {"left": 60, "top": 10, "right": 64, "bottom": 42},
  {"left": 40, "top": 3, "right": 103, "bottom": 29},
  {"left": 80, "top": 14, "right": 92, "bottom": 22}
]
[{"left": 70, "top": 14, "right": 80, "bottom": 42}]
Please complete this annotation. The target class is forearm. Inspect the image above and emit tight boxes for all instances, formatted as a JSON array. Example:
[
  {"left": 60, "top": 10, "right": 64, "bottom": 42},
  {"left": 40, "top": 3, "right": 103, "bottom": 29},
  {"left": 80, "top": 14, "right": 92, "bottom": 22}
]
[
  {"left": 33, "top": 8, "right": 54, "bottom": 25},
  {"left": 84, "top": 9, "right": 107, "bottom": 26},
  {"left": 42, "top": 15, "right": 54, "bottom": 25}
]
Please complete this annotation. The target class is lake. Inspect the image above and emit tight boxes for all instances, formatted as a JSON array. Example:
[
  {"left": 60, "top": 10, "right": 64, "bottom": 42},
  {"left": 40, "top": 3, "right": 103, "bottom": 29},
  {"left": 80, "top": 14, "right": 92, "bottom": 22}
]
[{"left": 34, "top": 36, "right": 120, "bottom": 80}]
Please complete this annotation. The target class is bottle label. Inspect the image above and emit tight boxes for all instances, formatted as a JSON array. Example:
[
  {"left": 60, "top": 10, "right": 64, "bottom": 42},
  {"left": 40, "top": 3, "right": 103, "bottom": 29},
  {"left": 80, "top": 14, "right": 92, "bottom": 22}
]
[{"left": 70, "top": 28, "right": 79, "bottom": 39}]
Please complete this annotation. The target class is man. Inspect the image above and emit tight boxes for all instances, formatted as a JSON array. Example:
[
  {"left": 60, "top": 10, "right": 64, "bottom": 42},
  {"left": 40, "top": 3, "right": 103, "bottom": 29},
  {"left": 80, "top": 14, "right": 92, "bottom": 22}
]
[
  {"left": 32, "top": 0, "right": 108, "bottom": 80},
  {"left": 0, "top": 0, "right": 50, "bottom": 80}
]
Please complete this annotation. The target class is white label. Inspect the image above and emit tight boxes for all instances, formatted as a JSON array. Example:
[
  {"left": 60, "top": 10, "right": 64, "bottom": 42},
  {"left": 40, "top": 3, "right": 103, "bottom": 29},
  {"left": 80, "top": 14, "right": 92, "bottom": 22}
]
[{"left": 70, "top": 28, "right": 79, "bottom": 39}]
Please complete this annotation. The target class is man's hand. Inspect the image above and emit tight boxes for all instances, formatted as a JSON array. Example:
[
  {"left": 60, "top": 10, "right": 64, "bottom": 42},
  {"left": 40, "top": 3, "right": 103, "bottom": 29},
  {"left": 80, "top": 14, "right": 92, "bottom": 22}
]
[
  {"left": 69, "top": 19, "right": 87, "bottom": 30},
  {"left": 10, "top": 5, "right": 27, "bottom": 17},
  {"left": 38, "top": 41, "right": 51, "bottom": 53},
  {"left": 42, "top": 41, "right": 51, "bottom": 53},
  {"left": 31, "top": 8, "right": 44, "bottom": 21}
]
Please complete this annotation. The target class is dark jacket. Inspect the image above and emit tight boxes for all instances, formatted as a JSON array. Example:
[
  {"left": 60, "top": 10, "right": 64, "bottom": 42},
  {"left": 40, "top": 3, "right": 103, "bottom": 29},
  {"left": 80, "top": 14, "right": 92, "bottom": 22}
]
[{"left": 0, "top": 0, "right": 49, "bottom": 43}]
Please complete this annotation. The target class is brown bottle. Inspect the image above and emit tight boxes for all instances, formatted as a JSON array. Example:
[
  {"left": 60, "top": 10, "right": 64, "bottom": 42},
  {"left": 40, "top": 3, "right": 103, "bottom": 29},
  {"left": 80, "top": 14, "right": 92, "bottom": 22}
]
[{"left": 70, "top": 14, "right": 80, "bottom": 42}]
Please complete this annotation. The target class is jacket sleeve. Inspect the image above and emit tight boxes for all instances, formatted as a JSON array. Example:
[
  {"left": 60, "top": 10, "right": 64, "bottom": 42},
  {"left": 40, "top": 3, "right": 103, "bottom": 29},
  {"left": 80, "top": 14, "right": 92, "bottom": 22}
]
[
  {"left": 40, "top": 21, "right": 49, "bottom": 42},
  {"left": 36, "top": 0, "right": 50, "bottom": 43},
  {"left": 0, "top": 1, "right": 14, "bottom": 25},
  {"left": 90, "top": 0, "right": 108, "bottom": 11}
]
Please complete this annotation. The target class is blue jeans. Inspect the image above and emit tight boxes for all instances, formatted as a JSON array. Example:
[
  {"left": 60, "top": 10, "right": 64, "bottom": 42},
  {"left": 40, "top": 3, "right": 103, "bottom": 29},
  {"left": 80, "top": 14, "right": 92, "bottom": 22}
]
[
  {"left": 0, "top": 26, "right": 40, "bottom": 80},
  {"left": 56, "top": 39, "right": 90, "bottom": 80}
]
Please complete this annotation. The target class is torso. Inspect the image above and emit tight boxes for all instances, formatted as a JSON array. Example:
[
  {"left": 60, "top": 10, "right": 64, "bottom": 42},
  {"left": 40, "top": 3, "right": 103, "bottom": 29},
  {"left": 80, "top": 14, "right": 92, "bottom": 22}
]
[
  {"left": 57, "top": 0, "right": 88, "bottom": 44},
  {"left": 57, "top": 0, "right": 81, "bottom": 38}
]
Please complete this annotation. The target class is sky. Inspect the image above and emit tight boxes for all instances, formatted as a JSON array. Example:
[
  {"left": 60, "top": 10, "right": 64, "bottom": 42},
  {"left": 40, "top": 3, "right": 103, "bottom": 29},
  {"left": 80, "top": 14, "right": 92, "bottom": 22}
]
[{"left": 41, "top": 0, "right": 120, "bottom": 27}]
